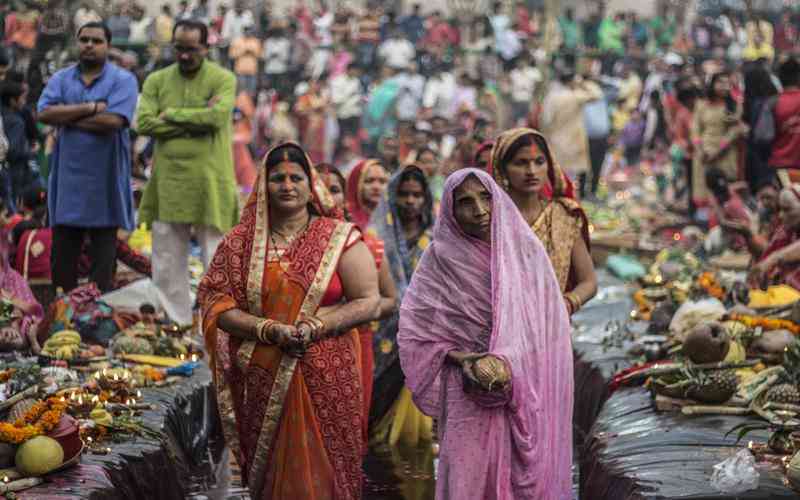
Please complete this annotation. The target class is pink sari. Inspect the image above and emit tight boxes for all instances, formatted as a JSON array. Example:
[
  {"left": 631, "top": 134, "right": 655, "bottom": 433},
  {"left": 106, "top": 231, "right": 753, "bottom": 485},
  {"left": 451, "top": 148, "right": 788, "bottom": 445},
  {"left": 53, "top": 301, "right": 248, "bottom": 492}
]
[{"left": 398, "top": 168, "right": 574, "bottom": 499}]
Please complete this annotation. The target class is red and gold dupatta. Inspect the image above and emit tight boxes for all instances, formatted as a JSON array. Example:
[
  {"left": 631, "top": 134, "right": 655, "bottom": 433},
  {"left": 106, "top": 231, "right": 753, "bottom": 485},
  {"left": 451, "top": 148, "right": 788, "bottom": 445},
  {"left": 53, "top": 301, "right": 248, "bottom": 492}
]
[
  {"left": 491, "top": 128, "right": 590, "bottom": 293},
  {"left": 198, "top": 143, "right": 364, "bottom": 500}
]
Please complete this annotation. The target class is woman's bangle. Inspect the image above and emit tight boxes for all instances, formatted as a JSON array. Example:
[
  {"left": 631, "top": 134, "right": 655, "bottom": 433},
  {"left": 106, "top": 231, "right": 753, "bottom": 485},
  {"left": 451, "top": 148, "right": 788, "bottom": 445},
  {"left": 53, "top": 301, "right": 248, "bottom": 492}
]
[
  {"left": 254, "top": 319, "right": 276, "bottom": 344},
  {"left": 298, "top": 316, "right": 326, "bottom": 341},
  {"left": 92, "top": 102, "right": 98, "bottom": 115},
  {"left": 564, "top": 292, "right": 581, "bottom": 314}
]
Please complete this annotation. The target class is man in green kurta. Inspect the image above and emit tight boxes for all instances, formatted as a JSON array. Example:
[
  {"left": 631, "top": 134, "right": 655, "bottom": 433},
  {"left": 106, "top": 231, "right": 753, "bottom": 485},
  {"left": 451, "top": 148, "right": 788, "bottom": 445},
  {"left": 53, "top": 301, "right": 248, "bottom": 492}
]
[{"left": 137, "top": 19, "right": 238, "bottom": 326}]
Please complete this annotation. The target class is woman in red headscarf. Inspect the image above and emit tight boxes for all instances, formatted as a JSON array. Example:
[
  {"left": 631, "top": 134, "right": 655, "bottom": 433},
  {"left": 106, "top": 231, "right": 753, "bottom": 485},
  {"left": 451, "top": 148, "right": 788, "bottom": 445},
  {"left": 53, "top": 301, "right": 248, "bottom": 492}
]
[
  {"left": 198, "top": 143, "right": 381, "bottom": 500},
  {"left": 345, "top": 159, "right": 389, "bottom": 229},
  {"left": 491, "top": 128, "right": 596, "bottom": 315}
]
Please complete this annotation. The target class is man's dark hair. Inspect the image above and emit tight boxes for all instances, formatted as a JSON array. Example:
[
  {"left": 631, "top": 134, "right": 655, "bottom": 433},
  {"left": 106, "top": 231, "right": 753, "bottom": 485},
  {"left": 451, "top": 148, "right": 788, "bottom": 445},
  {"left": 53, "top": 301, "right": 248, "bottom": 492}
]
[
  {"left": 173, "top": 19, "right": 209, "bottom": 46},
  {"left": 77, "top": 21, "right": 112, "bottom": 44},
  {"left": 778, "top": 58, "right": 800, "bottom": 88}
]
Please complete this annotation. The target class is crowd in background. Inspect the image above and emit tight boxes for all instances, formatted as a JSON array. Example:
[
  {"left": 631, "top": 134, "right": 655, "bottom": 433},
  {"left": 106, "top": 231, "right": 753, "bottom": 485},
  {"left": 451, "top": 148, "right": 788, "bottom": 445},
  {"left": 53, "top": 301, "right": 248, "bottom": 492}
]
[{"left": 0, "top": 0, "right": 797, "bottom": 305}]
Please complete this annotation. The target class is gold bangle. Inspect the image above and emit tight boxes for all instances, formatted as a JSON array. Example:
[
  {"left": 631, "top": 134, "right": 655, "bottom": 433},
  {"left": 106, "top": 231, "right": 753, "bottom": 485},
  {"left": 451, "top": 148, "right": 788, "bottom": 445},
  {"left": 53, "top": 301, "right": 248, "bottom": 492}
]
[
  {"left": 255, "top": 319, "right": 276, "bottom": 343},
  {"left": 564, "top": 292, "right": 581, "bottom": 313},
  {"left": 298, "top": 316, "right": 326, "bottom": 341}
]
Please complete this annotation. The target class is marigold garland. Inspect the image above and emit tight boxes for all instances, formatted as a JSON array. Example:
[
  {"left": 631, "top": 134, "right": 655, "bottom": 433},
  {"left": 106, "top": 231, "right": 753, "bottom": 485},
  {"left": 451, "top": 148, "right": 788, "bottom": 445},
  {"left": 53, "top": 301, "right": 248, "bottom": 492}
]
[
  {"left": 0, "top": 368, "right": 15, "bottom": 383},
  {"left": 697, "top": 272, "right": 725, "bottom": 299},
  {"left": 727, "top": 313, "right": 800, "bottom": 335},
  {"left": 0, "top": 397, "right": 67, "bottom": 444}
]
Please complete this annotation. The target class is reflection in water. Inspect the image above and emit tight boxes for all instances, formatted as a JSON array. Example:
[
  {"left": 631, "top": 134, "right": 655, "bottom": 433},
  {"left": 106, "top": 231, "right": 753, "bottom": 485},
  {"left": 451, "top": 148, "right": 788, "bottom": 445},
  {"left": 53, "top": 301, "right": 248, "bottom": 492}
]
[{"left": 363, "top": 442, "right": 436, "bottom": 500}]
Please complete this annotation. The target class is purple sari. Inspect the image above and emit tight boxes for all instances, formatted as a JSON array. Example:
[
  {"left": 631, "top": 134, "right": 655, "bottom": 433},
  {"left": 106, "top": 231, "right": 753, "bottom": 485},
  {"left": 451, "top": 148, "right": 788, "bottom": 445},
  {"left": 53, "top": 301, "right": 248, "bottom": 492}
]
[{"left": 398, "top": 169, "right": 574, "bottom": 499}]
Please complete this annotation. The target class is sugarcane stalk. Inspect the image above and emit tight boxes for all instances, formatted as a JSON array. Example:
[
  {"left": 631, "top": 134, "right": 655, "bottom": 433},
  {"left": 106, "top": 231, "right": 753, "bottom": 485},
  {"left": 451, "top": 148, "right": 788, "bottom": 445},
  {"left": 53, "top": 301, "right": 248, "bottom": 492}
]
[
  {"left": 764, "top": 402, "right": 800, "bottom": 413},
  {"left": 0, "top": 385, "right": 38, "bottom": 411},
  {"left": 681, "top": 405, "right": 751, "bottom": 416},
  {"left": 0, "top": 477, "right": 43, "bottom": 493},
  {"left": 618, "top": 360, "right": 761, "bottom": 384}
]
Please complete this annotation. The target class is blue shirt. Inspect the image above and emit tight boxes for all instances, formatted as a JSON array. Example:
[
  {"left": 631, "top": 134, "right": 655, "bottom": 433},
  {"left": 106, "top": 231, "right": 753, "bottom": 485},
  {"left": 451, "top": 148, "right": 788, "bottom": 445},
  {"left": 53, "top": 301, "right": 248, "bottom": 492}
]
[{"left": 38, "top": 62, "right": 138, "bottom": 230}]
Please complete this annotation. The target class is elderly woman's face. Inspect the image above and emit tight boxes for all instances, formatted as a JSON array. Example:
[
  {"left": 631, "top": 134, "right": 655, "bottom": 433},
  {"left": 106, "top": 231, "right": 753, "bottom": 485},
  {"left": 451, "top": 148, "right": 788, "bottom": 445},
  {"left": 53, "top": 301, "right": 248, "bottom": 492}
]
[
  {"left": 453, "top": 175, "right": 492, "bottom": 243},
  {"left": 267, "top": 161, "right": 312, "bottom": 212},
  {"left": 778, "top": 189, "right": 800, "bottom": 230}
]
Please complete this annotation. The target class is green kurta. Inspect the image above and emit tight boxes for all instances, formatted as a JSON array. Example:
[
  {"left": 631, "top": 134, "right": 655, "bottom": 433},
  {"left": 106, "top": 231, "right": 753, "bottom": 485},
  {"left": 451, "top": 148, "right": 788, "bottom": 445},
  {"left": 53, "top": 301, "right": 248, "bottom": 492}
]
[{"left": 136, "top": 60, "right": 239, "bottom": 233}]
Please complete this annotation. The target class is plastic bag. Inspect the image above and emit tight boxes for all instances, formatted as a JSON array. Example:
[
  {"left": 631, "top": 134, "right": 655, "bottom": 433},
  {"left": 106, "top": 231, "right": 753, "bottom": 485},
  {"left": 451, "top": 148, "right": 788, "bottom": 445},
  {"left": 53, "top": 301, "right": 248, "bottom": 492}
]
[
  {"left": 710, "top": 448, "right": 759, "bottom": 494},
  {"left": 669, "top": 298, "right": 726, "bottom": 340}
]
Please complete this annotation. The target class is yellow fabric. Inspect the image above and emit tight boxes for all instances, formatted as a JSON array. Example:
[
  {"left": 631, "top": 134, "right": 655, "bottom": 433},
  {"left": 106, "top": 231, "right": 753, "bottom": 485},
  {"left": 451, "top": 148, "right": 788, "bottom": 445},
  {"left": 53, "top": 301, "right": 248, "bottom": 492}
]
[
  {"left": 748, "top": 285, "right": 800, "bottom": 309},
  {"left": 372, "top": 387, "right": 433, "bottom": 447}
]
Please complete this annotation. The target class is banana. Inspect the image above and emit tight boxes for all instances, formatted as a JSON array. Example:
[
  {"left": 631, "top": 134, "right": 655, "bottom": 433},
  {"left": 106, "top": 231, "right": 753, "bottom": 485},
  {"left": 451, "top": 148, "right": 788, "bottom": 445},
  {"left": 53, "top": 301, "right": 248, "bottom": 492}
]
[{"left": 89, "top": 406, "right": 113, "bottom": 426}]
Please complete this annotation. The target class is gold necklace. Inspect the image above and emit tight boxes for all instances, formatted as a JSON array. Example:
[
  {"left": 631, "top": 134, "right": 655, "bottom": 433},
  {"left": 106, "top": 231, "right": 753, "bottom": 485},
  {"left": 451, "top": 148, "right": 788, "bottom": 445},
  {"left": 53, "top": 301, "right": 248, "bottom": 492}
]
[{"left": 269, "top": 217, "right": 311, "bottom": 270}]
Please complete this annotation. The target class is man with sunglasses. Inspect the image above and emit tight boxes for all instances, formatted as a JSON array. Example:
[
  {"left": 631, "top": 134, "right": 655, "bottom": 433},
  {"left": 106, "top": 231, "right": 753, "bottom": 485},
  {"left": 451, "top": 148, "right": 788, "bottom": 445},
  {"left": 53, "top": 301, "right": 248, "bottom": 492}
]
[
  {"left": 37, "top": 21, "right": 138, "bottom": 293},
  {"left": 136, "top": 19, "right": 237, "bottom": 327}
]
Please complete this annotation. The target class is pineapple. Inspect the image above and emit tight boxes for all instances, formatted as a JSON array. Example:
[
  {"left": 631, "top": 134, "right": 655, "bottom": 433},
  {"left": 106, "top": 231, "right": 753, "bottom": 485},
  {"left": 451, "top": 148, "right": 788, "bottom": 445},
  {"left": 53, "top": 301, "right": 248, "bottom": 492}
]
[
  {"left": 765, "top": 383, "right": 800, "bottom": 405},
  {"left": 687, "top": 370, "right": 738, "bottom": 404}
]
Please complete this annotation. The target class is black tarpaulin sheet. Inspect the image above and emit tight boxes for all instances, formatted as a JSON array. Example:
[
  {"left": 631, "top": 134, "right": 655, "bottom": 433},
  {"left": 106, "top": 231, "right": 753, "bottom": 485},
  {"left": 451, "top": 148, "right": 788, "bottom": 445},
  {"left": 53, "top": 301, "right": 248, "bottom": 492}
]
[
  {"left": 581, "top": 388, "right": 799, "bottom": 500},
  {"left": 571, "top": 277, "right": 635, "bottom": 445},
  {"left": 16, "top": 363, "right": 225, "bottom": 500}
]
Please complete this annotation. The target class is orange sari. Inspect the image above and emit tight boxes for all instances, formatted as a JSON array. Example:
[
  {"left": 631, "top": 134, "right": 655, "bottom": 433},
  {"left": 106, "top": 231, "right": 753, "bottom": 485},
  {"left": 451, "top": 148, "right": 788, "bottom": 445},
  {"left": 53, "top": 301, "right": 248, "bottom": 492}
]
[{"left": 199, "top": 144, "right": 364, "bottom": 500}]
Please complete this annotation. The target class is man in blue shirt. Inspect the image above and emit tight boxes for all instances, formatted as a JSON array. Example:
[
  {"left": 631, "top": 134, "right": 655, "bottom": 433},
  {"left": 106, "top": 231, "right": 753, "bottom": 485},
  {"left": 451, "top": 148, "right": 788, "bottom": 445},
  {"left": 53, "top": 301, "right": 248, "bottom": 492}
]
[{"left": 37, "top": 22, "right": 138, "bottom": 292}]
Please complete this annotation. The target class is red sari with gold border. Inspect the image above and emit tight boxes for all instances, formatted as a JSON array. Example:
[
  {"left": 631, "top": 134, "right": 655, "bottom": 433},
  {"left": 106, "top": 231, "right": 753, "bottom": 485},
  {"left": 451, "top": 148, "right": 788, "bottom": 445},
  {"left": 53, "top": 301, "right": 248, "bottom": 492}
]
[{"left": 199, "top": 144, "right": 364, "bottom": 500}]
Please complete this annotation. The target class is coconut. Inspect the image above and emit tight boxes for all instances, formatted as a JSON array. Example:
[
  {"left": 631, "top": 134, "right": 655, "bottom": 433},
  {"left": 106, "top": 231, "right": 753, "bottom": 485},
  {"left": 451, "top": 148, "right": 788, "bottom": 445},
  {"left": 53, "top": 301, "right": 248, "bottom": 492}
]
[
  {"left": 15, "top": 436, "right": 64, "bottom": 476},
  {"left": 682, "top": 323, "right": 730, "bottom": 364},
  {"left": 788, "top": 451, "right": 800, "bottom": 490}
]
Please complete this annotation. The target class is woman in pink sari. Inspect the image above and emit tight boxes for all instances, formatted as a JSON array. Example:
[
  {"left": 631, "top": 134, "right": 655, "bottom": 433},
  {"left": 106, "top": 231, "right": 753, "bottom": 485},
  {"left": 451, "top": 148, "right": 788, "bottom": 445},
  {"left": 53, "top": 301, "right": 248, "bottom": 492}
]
[
  {"left": 0, "top": 232, "right": 43, "bottom": 352},
  {"left": 398, "top": 168, "right": 573, "bottom": 499}
]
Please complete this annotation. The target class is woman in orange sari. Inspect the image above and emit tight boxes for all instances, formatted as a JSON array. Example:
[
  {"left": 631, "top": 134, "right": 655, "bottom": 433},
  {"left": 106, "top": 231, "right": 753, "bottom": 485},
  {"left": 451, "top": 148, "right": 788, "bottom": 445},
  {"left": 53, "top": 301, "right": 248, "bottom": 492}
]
[
  {"left": 198, "top": 143, "right": 381, "bottom": 500},
  {"left": 491, "top": 128, "right": 597, "bottom": 314}
]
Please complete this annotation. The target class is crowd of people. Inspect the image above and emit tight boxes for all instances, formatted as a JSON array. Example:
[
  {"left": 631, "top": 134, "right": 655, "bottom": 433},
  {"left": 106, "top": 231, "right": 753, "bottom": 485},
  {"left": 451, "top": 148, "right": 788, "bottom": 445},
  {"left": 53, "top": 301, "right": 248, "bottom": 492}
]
[{"left": 0, "top": 0, "right": 799, "bottom": 499}]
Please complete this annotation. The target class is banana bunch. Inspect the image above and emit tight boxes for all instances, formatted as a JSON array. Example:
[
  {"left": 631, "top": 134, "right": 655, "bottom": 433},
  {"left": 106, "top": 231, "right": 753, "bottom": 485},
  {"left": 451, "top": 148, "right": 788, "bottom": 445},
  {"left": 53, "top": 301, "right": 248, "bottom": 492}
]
[
  {"left": 89, "top": 405, "right": 113, "bottom": 426},
  {"left": 42, "top": 330, "right": 82, "bottom": 360}
]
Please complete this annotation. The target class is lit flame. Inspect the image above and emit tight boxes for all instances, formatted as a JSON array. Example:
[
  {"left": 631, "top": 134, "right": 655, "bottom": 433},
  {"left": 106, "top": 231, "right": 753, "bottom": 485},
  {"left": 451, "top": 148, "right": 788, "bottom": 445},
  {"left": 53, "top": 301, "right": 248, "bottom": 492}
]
[
  {"left": 747, "top": 441, "right": 754, "bottom": 450},
  {"left": 113, "top": 374, "right": 119, "bottom": 381},
  {"left": 2, "top": 475, "right": 8, "bottom": 483},
  {"left": 136, "top": 390, "right": 142, "bottom": 398},
  {"left": 191, "top": 354, "right": 198, "bottom": 363},
  {"left": 87, "top": 436, "right": 93, "bottom": 443},
  {"left": 78, "top": 395, "right": 83, "bottom": 405},
  {"left": 92, "top": 395, "right": 99, "bottom": 403},
  {"left": 179, "top": 354, "right": 186, "bottom": 360}
]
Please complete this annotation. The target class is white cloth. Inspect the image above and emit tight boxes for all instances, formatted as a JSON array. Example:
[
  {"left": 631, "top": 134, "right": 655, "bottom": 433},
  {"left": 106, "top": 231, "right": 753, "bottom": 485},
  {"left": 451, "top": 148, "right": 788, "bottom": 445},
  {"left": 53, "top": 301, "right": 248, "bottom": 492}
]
[
  {"left": 389, "top": 72, "right": 425, "bottom": 122},
  {"left": 128, "top": 17, "right": 153, "bottom": 44},
  {"left": 509, "top": 66, "right": 542, "bottom": 103},
  {"left": 221, "top": 9, "right": 254, "bottom": 43},
  {"left": 74, "top": 8, "right": 101, "bottom": 31},
  {"left": 423, "top": 72, "right": 457, "bottom": 120},
  {"left": 378, "top": 38, "right": 416, "bottom": 70},
  {"left": 330, "top": 74, "right": 363, "bottom": 119},
  {"left": 314, "top": 11, "right": 334, "bottom": 46},
  {"left": 263, "top": 37, "right": 291, "bottom": 74},
  {"left": 151, "top": 221, "right": 222, "bottom": 326}
]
